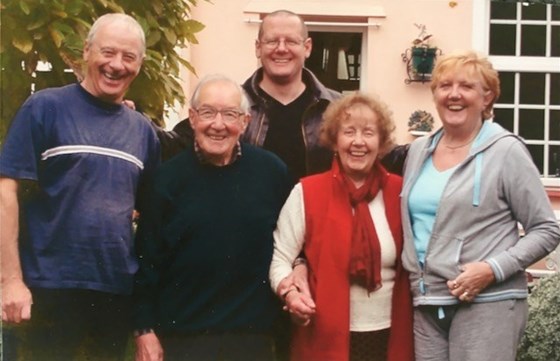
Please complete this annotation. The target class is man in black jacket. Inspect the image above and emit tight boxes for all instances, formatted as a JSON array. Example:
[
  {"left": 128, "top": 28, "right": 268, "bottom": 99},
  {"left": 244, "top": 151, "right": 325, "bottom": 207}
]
[{"left": 159, "top": 10, "right": 408, "bottom": 177}]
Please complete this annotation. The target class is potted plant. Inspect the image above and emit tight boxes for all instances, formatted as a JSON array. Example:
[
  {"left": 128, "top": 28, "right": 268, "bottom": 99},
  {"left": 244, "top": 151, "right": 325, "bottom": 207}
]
[
  {"left": 408, "top": 110, "right": 434, "bottom": 136},
  {"left": 402, "top": 24, "right": 440, "bottom": 83}
]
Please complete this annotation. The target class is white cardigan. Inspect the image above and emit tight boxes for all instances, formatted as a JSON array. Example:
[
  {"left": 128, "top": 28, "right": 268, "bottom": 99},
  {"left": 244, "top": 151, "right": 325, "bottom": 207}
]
[{"left": 269, "top": 183, "right": 397, "bottom": 331}]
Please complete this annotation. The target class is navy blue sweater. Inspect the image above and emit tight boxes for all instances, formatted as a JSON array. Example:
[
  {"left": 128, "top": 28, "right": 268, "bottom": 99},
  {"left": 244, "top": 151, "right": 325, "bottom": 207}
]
[{"left": 134, "top": 143, "right": 293, "bottom": 335}]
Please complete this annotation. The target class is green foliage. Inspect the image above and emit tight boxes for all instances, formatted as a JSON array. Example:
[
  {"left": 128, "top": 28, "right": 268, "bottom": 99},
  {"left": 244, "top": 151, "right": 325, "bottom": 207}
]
[
  {"left": 517, "top": 273, "right": 560, "bottom": 361},
  {"left": 0, "top": 0, "right": 206, "bottom": 134}
]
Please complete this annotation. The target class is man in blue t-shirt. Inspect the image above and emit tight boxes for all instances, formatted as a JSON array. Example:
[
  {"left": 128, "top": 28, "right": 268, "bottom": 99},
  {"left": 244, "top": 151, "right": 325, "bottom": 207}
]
[{"left": 0, "top": 13, "right": 160, "bottom": 361}]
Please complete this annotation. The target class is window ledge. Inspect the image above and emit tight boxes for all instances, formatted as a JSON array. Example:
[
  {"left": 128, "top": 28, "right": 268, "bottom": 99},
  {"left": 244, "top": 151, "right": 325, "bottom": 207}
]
[{"left": 243, "top": 0, "right": 385, "bottom": 19}]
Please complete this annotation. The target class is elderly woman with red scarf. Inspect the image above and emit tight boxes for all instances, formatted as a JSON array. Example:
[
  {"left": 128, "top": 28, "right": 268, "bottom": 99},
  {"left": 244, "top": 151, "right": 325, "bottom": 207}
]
[{"left": 269, "top": 92, "right": 414, "bottom": 361}]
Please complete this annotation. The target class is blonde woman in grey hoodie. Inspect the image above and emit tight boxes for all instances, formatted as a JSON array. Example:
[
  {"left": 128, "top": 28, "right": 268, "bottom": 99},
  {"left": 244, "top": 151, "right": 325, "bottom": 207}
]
[{"left": 400, "top": 50, "right": 560, "bottom": 361}]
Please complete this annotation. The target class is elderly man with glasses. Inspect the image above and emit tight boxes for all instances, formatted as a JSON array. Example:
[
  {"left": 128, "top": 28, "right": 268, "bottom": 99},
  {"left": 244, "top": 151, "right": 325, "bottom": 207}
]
[{"left": 133, "top": 74, "right": 293, "bottom": 361}]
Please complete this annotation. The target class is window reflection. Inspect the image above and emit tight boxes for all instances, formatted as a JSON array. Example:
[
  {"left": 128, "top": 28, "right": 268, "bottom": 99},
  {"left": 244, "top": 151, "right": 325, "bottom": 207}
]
[
  {"left": 550, "top": 110, "right": 560, "bottom": 141},
  {"left": 527, "top": 144, "right": 544, "bottom": 176},
  {"left": 521, "top": 25, "right": 546, "bottom": 56},
  {"left": 520, "top": 73, "right": 545, "bottom": 105},
  {"left": 550, "top": 146, "right": 560, "bottom": 178},
  {"left": 490, "top": 24, "right": 516, "bottom": 55},
  {"left": 494, "top": 108, "right": 514, "bottom": 132},
  {"left": 499, "top": 72, "right": 515, "bottom": 104},
  {"left": 521, "top": 3, "right": 546, "bottom": 20},
  {"left": 519, "top": 109, "right": 545, "bottom": 140}
]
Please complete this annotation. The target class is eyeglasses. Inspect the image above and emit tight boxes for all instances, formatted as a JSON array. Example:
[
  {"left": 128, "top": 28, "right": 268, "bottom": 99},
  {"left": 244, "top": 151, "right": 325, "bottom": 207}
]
[
  {"left": 259, "top": 38, "right": 305, "bottom": 49},
  {"left": 194, "top": 107, "right": 245, "bottom": 122}
]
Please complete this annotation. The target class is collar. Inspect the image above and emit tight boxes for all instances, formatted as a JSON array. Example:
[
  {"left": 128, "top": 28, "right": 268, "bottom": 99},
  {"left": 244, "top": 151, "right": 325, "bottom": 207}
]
[{"left": 194, "top": 141, "right": 242, "bottom": 165}]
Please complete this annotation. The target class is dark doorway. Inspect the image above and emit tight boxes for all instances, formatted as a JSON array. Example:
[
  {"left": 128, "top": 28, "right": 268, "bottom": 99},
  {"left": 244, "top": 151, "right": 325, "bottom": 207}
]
[{"left": 306, "top": 32, "right": 362, "bottom": 93}]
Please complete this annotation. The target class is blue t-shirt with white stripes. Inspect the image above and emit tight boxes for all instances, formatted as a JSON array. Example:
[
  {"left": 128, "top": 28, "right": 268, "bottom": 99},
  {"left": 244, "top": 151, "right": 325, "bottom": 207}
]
[{"left": 0, "top": 83, "right": 160, "bottom": 295}]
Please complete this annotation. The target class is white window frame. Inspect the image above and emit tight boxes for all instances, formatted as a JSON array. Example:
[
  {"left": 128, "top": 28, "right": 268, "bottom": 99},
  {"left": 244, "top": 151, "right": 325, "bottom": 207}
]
[
  {"left": 307, "top": 25, "right": 370, "bottom": 92},
  {"left": 472, "top": 0, "right": 560, "bottom": 187}
]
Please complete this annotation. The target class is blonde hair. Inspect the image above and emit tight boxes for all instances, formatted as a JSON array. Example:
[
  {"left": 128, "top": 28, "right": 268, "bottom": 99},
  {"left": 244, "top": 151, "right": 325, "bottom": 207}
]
[
  {"left": 320, "top": 92, "right": 396, "bottom": 157},
  {"left": 431, "top": 50, "right": 500, "bottom": 119}
]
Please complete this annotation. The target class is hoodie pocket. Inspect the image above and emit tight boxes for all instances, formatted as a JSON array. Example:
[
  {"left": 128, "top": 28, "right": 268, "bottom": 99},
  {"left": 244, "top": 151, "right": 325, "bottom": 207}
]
[{"left": 424, "top": 232, "right": 464, "bottom": 281}]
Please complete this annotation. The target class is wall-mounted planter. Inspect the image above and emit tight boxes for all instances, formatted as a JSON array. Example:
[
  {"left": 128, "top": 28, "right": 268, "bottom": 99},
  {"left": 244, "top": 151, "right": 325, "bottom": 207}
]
[
  {"left": 402, "top": 47, "right": 442, "bottom": 84},
  {"left": 411, "top": 47, "right": 438, "bottom": 75}
]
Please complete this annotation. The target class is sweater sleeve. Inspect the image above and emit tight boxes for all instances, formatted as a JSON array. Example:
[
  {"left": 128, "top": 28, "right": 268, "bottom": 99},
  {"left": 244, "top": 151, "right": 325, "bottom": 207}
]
[
  {"left": 485, "top": 140, "right": 560, "bottom": 282},
  {"left": 133, "top": 179, "right": 167, "bottom": 330},
  {"left": 269, "top": 183, "right": 306, "bottom": 293}
]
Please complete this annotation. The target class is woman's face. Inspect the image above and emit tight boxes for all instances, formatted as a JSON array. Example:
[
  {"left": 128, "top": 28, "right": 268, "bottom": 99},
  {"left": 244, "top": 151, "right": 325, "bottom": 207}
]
[
  {"left": 335, "top": 103, "right": 380, "bottom": 186},
  {"left": 433, "top": 67, "right": 493, "bottom": 131}
]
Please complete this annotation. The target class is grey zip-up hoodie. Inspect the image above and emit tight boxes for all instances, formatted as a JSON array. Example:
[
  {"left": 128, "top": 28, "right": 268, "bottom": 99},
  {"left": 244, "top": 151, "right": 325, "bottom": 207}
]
[{"left": 401, "top": 121, "right": 560, "bottom": 306}]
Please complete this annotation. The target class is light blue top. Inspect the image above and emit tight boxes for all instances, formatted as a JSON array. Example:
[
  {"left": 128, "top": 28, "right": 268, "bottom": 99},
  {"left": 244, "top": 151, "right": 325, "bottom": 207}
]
[{"left": 408, "top": 156, "right": 456, "bottom": 265}]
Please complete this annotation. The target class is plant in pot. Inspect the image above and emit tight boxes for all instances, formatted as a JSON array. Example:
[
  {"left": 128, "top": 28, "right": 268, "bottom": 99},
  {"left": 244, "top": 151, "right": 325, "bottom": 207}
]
[
  {"left": 410, "top": 24, "right": 439, "bottom": 78},
  {"left": 408, "top": 110, "right": 434, "bottom": 136}
]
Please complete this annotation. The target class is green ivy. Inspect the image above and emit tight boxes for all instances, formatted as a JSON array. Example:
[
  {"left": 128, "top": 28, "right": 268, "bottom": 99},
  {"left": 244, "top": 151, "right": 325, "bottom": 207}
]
[
  {"left": 1, "top": 0, "right": 207, "bottom": 135},
  {"left": 517, "top": 273, "right": 560, "bottom": 361}
]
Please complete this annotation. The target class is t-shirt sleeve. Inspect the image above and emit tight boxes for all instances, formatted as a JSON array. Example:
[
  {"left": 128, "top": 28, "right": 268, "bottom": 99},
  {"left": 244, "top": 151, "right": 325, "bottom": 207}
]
[{"left": 0, "top": 96, "right": 46, "bottom": 180}]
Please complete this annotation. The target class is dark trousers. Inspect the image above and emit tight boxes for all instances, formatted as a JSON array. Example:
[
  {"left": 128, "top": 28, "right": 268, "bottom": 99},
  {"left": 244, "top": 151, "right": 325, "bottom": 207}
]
[
  {"left": 2, "top": 288, "right": 132, "bottom": 361},
  {"left": 350, "top": 328, "right": 390, "bottom": 361},
  {"left": 160, "top": 332, "right": 276, "bottom": 361}
]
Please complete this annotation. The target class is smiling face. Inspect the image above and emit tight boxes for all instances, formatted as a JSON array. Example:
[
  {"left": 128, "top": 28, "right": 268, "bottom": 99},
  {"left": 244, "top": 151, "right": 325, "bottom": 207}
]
[
  {"left": 189, "top": 80, "right": 249, "bottom": 166},
  {"left": 432, "top": 66, "right": 493, "bottom": 131},
  {"left": 335, "top": 104, "right": 380, "bottom": 186},
  {"left": 81, "top": 19, "right": 144, "bottom": 104},
  {"left": 255, "top": 13, "right": 311, "bottom": 85}
]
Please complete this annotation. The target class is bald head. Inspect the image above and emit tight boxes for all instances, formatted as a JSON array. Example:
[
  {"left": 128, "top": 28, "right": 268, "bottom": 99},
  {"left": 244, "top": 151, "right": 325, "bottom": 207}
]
[{"left": 258, "top": 10, "right": 308, "bottom": 40}]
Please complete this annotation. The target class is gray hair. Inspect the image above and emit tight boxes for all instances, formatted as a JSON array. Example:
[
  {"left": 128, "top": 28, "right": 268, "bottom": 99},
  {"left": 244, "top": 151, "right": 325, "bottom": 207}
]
[
  {"left": 190, "top": 74, "right": 250, "bottom": 114},
  {"left": 87, "top": 13, "right": 146, "bottom": 56}
]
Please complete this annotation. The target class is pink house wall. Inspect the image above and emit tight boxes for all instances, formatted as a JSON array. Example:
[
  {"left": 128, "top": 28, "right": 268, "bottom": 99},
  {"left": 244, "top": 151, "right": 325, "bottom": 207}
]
[
  {"left": 175, "top": 0, "right": 474, "bottom": 145},
  {"left": 174, "top": 1, "right": 559, "bottom": 209}
]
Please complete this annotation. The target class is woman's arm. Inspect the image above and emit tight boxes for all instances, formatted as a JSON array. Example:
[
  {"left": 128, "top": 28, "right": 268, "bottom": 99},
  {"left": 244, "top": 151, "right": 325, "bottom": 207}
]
[{"left": 269, "top": 183, "right": 316, "bottom": 324}]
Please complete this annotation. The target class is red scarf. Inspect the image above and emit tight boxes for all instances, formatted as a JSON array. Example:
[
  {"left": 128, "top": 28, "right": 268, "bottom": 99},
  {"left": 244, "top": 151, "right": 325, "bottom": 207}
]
[{"left": 341, "top": 161, "right": 388, "bottom": 293}]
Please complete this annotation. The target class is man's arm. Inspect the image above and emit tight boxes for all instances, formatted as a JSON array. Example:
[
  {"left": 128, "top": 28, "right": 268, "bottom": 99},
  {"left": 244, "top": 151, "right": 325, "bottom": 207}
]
[
  {"left": 381, "top": 144, "right": 410, "bottom": 176},
  {"left": 0, "top": 177, "right": 32, "bottom": 323}
]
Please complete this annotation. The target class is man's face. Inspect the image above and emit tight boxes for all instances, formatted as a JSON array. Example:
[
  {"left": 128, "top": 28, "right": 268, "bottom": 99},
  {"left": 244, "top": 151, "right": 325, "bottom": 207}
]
[
  {"left": 82, "top": 20, "right": 144, "bottom": 104},
  {"left": 255, "top": 14, "right": 312, "bottom": 85},
  {"left": 189, "top": 80, "right": 249, "bottom": 166}
]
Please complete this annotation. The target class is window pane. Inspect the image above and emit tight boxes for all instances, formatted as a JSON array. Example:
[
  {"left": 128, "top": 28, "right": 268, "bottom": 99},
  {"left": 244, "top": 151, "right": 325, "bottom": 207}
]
[
  {"left": 490, "top": 24, "right": 516, "bottom": 55},
  {"left": 550, "top": 145, "right": 560, "bottom": 178},
  {"left": 519, "top": 109, "right": 545, "bottom": 140},
  {"left": 552, "top": 4, "right": 560, "bottom": 21},
  {"left": 499, "top": 72, "right": 515, "bottom": 104},
  {"left": 551, "top": 110, "right": 560, "bottom": 141},
  {"left": 493, "top": 108, "right": 514, "bottom": 132},
  {"left": 551, "top": 73, "right": 560, "bottom": 105},
  {"left": 519, "top": 73, "right": 545, "bottom": 104},
  {"left": 526, "top": 144, "right": 544, "bottom": 176},
  {"left": 491, "top": 2, "right": 517, "bottom": 19},
  {"left": 521, "top": 25, "right": 546, "bottom": 56},
  {"left": 552, "top": 26, "right": 560, "bottom": 57},
  {"left": 521, "top": 3, "right": 546, "bottom": 20}
]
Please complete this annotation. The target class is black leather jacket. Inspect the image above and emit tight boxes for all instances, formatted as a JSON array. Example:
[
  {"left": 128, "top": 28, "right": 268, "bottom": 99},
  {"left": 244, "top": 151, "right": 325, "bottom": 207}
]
[
  {"left": 241, "top": 68, "right": 341, "bottom": 177},
  {"left": 156, "top": 68, "right": 409, "bottom": 175}
]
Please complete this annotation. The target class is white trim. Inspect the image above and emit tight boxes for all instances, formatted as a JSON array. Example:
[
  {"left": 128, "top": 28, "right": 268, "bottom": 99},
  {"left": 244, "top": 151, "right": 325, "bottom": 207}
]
[
  {"left": 488, "top": 56, "right": 560, "bottom": 72},
  {"left": 243, "top": 19, "right": 380, "bottom": 28},
  {"left": 243, "top": 0, "right": 385, "bottom": 18},
  {"left": 41, "top": 145, "right": 144, "bottom": 170},
  {"left": 472, "top": 0, "right": 489, "bottom": 52}
]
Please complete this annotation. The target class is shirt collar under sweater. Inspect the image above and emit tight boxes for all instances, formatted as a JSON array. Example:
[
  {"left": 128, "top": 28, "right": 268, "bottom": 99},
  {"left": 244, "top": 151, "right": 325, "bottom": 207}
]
[{"left": 193, "top": 140, "right": 242, "bottom": 165}]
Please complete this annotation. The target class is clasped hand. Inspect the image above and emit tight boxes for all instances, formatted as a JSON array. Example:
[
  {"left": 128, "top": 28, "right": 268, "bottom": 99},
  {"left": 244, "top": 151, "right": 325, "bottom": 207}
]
[
  {"left": 447, "top": 261, "right": 495, "bottom": 302},
  {"left": 276, "top": 266, "right": 316, "bottom": 326}
]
